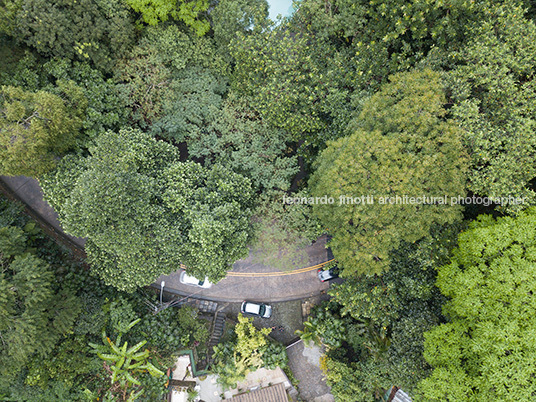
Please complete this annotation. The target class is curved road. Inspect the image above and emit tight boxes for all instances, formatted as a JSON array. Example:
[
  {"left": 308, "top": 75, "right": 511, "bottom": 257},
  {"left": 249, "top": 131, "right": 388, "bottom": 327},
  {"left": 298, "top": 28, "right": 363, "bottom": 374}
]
[{"left": 0, "top": 175, "right": 335, "bottom": 302}]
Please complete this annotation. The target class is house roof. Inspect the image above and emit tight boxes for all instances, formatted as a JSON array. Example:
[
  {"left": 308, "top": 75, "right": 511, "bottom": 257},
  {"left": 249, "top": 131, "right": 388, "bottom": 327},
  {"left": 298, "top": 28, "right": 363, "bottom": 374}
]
[
  {"left": 392, "top": 389, "right": 412, "bottom": 402},
  {"left": 225, "top": 383, "right": 288, "bottom": 402}
]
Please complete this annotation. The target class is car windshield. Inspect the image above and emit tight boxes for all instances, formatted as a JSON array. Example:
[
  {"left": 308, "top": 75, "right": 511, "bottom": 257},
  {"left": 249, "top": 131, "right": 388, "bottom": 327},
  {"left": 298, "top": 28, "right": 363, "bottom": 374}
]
[
  {"left": 198, "top": 280, "right": 204, "bottom": 286},
  {"left": 259, "top": 305, "right": 265, "bottom": 316}
]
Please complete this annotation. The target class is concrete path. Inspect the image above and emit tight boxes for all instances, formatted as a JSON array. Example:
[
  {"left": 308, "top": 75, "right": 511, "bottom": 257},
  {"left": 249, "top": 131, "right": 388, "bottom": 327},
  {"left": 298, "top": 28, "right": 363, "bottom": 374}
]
[
  {"left": 0, "top": 175, "right": 332, "bottom": 302},
  {"left": 0, "top": 175, "right": 86, "bottom": 248},
  {"left": 286, "top": 340, "right": 335, "bottom": 402}
]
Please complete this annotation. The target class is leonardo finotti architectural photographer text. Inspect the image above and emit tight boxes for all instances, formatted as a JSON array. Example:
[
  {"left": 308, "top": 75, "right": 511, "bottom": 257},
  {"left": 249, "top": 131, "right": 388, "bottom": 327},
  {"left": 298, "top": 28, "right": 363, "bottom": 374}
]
[{"left": 281, "top": 194, "right": 525, "bottom": 207}]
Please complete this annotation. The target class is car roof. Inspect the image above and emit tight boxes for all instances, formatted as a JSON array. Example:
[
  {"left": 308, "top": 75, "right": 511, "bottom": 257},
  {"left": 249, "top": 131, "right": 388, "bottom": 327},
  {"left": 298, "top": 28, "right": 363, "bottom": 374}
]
[
  {"left": 182, "top": 272, "right": 201, "bottom": 284},
  {"left": 244, "top": 302, "right": 261, "bottom": 314}
]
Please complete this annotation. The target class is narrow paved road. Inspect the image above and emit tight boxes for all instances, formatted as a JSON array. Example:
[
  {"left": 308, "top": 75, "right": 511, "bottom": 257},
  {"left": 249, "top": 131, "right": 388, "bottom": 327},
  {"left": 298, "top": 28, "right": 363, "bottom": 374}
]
[
  {"left": 157, "top": 242, "right": 332, "bottom": 302},
  {"left": 1, "top": 175, "right": 334, "bottom": 302}
]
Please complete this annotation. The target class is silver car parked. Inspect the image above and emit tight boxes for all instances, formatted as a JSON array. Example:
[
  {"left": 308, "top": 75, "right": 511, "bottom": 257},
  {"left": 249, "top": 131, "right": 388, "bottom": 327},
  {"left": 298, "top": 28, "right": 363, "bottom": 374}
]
[{"left": 240, "top": 301, "right": 272, "bottom": 318}]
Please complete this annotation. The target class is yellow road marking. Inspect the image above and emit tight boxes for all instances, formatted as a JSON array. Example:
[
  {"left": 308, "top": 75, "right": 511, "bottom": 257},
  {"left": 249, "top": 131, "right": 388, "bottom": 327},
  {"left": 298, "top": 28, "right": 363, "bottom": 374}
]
[{"left": 226, "top": 259, "right": 335, "bottom": 277}]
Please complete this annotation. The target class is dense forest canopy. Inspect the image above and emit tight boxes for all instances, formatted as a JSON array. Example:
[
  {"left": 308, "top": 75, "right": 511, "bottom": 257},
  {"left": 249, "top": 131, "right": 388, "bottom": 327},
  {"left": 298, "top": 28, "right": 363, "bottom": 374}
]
[{"left": 1, "top": 0, "right": 536, "bottom": 400}]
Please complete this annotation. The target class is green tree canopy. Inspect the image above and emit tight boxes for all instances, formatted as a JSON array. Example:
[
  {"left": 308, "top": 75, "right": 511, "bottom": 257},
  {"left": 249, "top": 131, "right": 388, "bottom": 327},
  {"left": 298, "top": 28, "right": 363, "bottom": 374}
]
[
  {"left": 310, "top": 69, "right": 467, "bottom": 276},
  {"left": 152, "top": 74, "right": 299, "bottom": 194},
  {"left": 443, "top": 3, "right": 536, "bottom": 211},
  {"left": 211, "top": 0, "right": 270, "bottom": 59},
  {"left": 0, "top": 83, "right": 86, "bottom": 177},
  {"left": 229, "top": 26, "right": 329, "bottom": 141},
  {"left": 228, "top": 0, "right": 509, "bottom": 149},
  {"left": 124, "top": 0, "right": 210, "bottom": 36},
  {"left": 116, "top": 24, "right": 226, "bottom": 128},
  {"left": 418, "top": 209, "right": 536, "bottom": 401},
  {"left": 41, "top": 59, "right": 130, "bottom": 141},
  {"left": 42, "top": 128, "right": 253, "bottom": 291},
  {"left": 212, "top": 314, "right": 287, "bottom": 389},
  {"left": 321, "top": 223, "right": 460, "bottom": 400},
  {"left": 8, "top": 0, "right": 135, "bottom": 71},
  {"left": 150, "top": 67, "right": 226, "bottom": 146},
  {"left": 160, "top": 160, "right": 254, "bottom": 280},
  {"left": 0, "top": 226, "right": 80, "bottom": 387}
]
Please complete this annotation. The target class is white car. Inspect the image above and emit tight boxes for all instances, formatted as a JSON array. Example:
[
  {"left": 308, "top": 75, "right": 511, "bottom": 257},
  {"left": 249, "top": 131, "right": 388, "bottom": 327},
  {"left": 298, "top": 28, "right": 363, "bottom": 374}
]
[
  {"left": 179, "top": 271, "right": 212, "bottom": 289},
  {"left": 240, "top": 301, "right": 272, "bottom": 318}
]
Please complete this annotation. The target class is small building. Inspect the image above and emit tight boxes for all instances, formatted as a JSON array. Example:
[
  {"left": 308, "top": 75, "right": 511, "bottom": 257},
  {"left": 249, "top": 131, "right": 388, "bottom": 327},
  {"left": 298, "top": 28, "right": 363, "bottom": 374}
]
[
  {"left": 223, "top": 382, "right": 289, "bottom": 402},
  {"left": 385, "top": 386, "right": 412, "bottom": 402}
]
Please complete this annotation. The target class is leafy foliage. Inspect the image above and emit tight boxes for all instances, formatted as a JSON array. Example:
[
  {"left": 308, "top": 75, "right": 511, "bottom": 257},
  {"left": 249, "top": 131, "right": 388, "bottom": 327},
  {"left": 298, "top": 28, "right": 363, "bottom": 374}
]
[
  {"left": 0, "top": 225, "right": 81, "bottom": 388},
  {"left": 418, "top": 209, "right": 536, "bottom": 400},
  {"left": 211, "top": 0, "right": 270, "bottom": 60},
  {"left": 443, "top": 3, "right": 536, "bottom": 211},
  {"left": 138, "top": 305, "right": 209, "bottom": 355},
  {"left": 310, "top": 69, "right": 467, "bottom": 276},
  {"left": 161, "top": 160, "right": 254, "bottom": 281},
  {"left": 116, "top": 24, "right": 226, "bottom": 128},
  {"left": 0, "top": 84, "right": 85, "bottom": 177},
  {"left": 0, "top": 195, "right": 206, "bottom": 400},
  {"left": 317, "top": 223, "right": 459, "bottom": 400},
  {"left": 296, "top": 307, "right": 346, "bottom": 350},
  {"left": 42, "top": 59, "right": 130, "bottom": 141},
  {"left": 321, "top": 357, "right": 370, "bottom": 402},
  {"left": 9, "top": 0, "right": 135, "bottom": 71},
  {"left": 125, "top": 0, "right": 210, "bottom": 36},
  {"left": 153, "top": 76, "right": 299, "bottom": 194},
  {"left": 151, "top": 67, "right": 226, "bottom": 146},
  {"left": 89, "top": 319, "right": 165, "bottom": 401},
  {"left": 212, "top": 314, "right": 287, "bottom": 389},
  {"left": 42, "top": 128, "right": 253, "bottom": 290},
  {"left": 229, "top": 25, "right": 329, "bottom": 140}
]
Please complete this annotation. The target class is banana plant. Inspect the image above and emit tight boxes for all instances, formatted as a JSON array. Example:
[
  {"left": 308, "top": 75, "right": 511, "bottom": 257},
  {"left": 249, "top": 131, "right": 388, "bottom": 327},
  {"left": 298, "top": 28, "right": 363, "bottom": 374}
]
[{"left": 89, "top": 319, "right": 165, "bottom": 401}]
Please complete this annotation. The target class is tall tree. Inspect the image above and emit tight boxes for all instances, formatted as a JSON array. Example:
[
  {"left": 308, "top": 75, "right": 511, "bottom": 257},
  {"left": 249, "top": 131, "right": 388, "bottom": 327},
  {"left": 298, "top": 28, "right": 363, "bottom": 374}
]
[
  {"left": 211, "top": 0, "right": 270, "bottom": 60},
  {"left": 310, "top": 69, "right": 467, "bottom": 276},
  {"left": 419, "top": 208, "right": 536, "bottom": 400},
  {"left": 0, "top": 83, "right": 86, "bottom": 177},
  {"left": 8, "top": 0, "right": 135, "bottom": 71},
  {"left": 161, "top": 160, "right": 254, "bottom": 281},
  {"left": 0, "top": 226, "right": 80, "bottom": 388},
  {"left": 229, "top": 26, "right": 329, "bottom": 141},
  {"left": 152, "top": 76, "right": 299, "bottom": 194},
  {"left": 212, "top": 314, "right": 287, "bottom": 389},
  {"left": 116, "top": 25, "right": 226, "bottom": 128},
  {"left": 444, "top": 3, "right": 536, "bottom": 211},
  {"left": 42, "top": 128, "right": 253, "bottom": 291},
  {"left": 124, "top": 0, "right": 210, "bottom": 36}
]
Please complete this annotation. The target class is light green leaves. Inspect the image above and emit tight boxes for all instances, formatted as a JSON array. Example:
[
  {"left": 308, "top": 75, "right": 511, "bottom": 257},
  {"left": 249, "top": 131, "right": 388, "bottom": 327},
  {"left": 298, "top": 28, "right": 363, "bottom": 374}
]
[
  {"left": 419, "top": 208, "right": 536, "bottom": 400},
  {"left": 125, "top": 0, "right": 210, "bottom": 36},
  {"left": 90, "top": 319, "right": 164, "bottom": 395},
  {"left": 212, "top": 314, "right": 287, "bottom": 389}
]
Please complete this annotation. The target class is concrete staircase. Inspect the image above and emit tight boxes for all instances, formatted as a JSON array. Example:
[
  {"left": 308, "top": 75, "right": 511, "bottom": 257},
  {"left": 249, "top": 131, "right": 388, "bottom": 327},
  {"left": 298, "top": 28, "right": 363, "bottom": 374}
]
[{"left": 208, "top": 311, "right": 227, "bottom": 350}]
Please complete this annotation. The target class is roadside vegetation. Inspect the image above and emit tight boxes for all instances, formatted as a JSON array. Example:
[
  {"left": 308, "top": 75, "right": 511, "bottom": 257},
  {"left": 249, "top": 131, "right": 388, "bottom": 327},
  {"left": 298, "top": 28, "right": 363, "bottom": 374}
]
[{"left": 1, "top": 0, "right": 536, "bottom": 400}]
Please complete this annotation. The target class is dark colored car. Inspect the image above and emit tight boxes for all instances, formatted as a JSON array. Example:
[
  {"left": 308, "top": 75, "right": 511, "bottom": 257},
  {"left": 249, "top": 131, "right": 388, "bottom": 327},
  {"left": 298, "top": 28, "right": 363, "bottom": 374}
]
[{"left": 317, "top": 266, "right": 339, "bottom": 282}]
